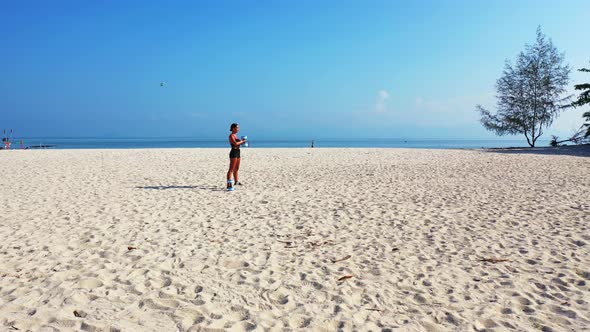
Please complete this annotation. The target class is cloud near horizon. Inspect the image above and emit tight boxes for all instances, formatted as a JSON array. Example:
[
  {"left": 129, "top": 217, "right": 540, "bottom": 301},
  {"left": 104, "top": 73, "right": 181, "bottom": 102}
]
[{"left": 375, "top": 90, "right": 390, "bottom": 113}]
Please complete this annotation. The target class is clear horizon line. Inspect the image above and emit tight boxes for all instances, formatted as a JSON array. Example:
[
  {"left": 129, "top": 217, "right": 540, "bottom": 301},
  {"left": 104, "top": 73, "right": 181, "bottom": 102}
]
[{"left": 13, "top": 136, "right": 542, "bottom": 141}]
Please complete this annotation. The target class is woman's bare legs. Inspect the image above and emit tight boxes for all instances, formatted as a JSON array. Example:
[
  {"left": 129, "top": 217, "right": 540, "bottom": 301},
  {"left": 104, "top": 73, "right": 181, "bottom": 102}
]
[
  {"left": 227, "top": 158, "right": 238, "bottom": 188},
  {"left": 233, "top": 158, "right": 241, "bottom": 184}
]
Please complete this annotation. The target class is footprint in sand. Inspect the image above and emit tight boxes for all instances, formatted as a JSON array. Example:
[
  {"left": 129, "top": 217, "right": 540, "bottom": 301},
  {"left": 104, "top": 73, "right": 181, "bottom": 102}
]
[
  {"left": 144, "top": 298, "right": 180, "bottom": 310},
  {"left": 78, "top": 278, "right": 103, "bottom": 289},
  {"left": 233, "top": 321, "right": 257, "bottom": 331},
  {"left": 550, "top": 305, "right": 577, "bottom": 319},
  {"left": 260, "top": 288, "right": 289, "bottom": 305},
  {"left": 288, "top": 315, "right": 312, "bottom": 328},
  {"left": 223, "top": 259, "right": 250, "bottom": 269},
  {"left": 226, "top": 306, "right": 250, "bottom": 321}
]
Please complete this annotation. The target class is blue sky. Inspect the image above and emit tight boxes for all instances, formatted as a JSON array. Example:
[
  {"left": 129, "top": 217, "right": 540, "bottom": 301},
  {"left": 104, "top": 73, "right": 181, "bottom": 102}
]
[{"left": 2, "top": 0, "right": 589, "bottom": 140}]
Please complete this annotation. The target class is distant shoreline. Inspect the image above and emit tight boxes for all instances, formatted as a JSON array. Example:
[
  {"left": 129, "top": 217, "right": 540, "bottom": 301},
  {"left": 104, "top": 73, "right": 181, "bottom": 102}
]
[{"left": 1, "top": 138, "right": 557, "bottom": 150}]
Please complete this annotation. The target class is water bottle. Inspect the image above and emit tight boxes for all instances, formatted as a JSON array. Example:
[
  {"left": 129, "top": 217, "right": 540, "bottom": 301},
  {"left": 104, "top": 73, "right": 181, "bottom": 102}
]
[{"left": 241, "top": 136, "right": 249, "bottom": 147}]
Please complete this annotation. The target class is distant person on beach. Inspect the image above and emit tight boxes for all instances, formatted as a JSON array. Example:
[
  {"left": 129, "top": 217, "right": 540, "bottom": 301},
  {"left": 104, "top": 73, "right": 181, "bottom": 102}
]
[{"left": 227, "top": 123, "right": 246, "bottom": 191}]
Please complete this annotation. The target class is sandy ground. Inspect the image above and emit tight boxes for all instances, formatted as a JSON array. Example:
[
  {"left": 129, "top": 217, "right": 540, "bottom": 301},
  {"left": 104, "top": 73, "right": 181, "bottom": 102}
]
[{"left": 0, "top": 148, "right": 589, "bottom": 332}]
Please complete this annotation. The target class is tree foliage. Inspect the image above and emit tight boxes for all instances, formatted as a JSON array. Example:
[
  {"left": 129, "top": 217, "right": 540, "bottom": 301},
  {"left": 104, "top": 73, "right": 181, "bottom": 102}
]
[
  {"left": 476, "top": 27, "right": 571, "bottom": 147},
  {"left": 572, "top": 67, "right": 590, "bottom": 107},
  {"left": 571, "top": 64, "right": 590, "bottom": 138}
]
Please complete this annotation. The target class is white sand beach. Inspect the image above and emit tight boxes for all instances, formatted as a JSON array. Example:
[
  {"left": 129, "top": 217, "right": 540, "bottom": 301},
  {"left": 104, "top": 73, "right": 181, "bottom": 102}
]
[{"left": 0, "top": 148, "right": 589, "bottom": 331}]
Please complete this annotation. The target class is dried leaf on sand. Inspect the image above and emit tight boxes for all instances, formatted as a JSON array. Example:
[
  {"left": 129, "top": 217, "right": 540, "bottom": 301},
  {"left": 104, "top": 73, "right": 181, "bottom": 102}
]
[
  {"left": 338, "top": 275, "right": 353, "bottom": 281},
  {"left": 479, "top": 258, "right": 510, "bottom": 263},
  {"left": 331, "top": 255, "right": 351, "bottom": 263}
]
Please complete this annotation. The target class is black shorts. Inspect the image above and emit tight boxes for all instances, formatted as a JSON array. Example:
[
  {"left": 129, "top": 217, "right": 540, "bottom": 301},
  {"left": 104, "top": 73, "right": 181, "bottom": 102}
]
[{"left": 229, "top": 148, "right": 240, "bottom": 159}]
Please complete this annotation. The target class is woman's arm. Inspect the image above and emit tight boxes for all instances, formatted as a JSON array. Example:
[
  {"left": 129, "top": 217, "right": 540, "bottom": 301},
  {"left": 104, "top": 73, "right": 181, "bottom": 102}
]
[{"left": 229, "top": 134, "right": 246, "bottom": 146}]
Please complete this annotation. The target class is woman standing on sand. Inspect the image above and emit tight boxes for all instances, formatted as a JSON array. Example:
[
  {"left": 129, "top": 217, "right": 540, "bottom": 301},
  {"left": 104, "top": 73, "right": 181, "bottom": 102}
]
[{"left": 227, "top": 123, "right": 246, "bottom": 191}]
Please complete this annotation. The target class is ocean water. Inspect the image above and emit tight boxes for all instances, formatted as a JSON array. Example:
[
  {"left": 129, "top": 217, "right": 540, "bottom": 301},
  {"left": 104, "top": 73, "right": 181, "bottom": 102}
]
[{"left": 11, "top": 137, "right": 550, "bottom": 149}]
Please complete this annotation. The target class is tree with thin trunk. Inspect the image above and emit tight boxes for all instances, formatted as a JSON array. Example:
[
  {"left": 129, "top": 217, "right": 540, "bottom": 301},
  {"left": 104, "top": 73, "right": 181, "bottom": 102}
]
[
  {"left": 476, "top": 27, "right": 571, "bottom": 147},
  {"left": 583, "top": 111, "right": 590, "bottom": 138}
]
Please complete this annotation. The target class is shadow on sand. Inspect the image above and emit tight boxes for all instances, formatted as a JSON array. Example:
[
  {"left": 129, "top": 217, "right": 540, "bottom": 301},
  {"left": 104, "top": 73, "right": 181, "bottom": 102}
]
[
  {"left": 136, "top": 185, "right": 226, "bottom": 192},
  {"left": 481, "top": 144, "right": 590, "bottom": 157}
]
